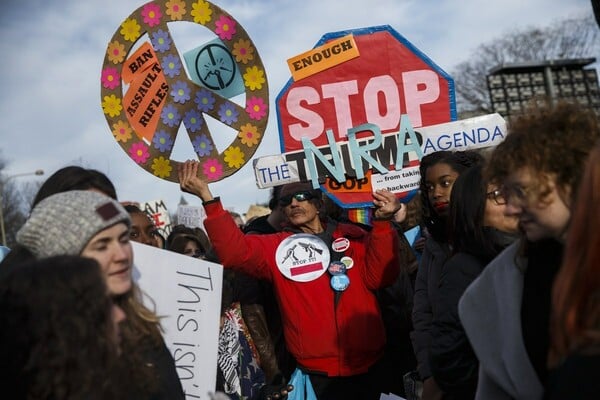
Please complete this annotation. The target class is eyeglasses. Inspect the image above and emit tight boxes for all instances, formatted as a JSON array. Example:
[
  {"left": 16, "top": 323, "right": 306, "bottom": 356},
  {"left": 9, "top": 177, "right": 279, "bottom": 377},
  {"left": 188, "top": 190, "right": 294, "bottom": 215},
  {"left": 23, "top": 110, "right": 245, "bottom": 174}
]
[
  {"left": 499, "top": 184, "right": 537, "bottom": 206},
  {"left": 486, "top": 189, "right": 506, "bottom": 205},
  {"left": 278, "top": 191, "right": 315, "bottom": 207}
]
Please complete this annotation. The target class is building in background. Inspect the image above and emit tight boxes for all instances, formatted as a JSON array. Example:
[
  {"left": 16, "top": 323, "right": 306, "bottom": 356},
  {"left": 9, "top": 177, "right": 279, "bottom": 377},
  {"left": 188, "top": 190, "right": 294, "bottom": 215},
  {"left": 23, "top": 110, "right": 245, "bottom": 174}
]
[{"left": 487, "top": 58, "right": 600, "bottom": 117}]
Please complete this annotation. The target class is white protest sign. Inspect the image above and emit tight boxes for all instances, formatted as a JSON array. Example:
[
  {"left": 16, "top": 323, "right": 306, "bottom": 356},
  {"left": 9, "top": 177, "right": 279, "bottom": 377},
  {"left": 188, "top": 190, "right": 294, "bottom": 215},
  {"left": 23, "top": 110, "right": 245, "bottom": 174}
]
[
  {"left": 132, "top": 242, "right": 223, "bottom": 400},
  {"left": 253, "top": 113, "right": 506, "bottom": 190},
  {"left": 379, "top": 393, "right": 406, "bottom": 400},
  {"left": 177, "top": 204, "right": 207, "bottom": 230},
  {"left": 419, "top": 112, "right": 506, "bottom": 155},
  {"left": 253, "top": 155, "right": 300, "bottom": 189},
  {"left": 371, "top": 164, "right": 420, "bottom": 194},
  {"left": 140, "top": 199, "right": 173, "bottom": 239}
]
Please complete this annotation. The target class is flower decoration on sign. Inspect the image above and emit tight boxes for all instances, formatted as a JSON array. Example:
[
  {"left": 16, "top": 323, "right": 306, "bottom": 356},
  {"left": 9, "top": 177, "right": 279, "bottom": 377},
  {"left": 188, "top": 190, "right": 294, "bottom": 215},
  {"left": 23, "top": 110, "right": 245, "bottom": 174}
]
[
  {"left": 130, "top": 142, "right": 150, "bottom": 164},
  {"left": 151, "top": 156, "right": 172, "bottom": 178},
  {"left": 102, "top": 95, "right": 122, "bottom": 117},
  {"left": 120, "top": 19, "right": 141, "bottom": 42},
  {"left": 170, "top": 81, "right": 191, "bottom": 104},
  {"left": 218, "top": 103, "right": 239, "bottom": 125},
  {"left": 161, "top": 103, "right": 181, "bottom": 127},
  {"left": 194, "top": 89, "right": 215, "bottom": 112},
  {"left": 166, "top": 0, "right": 186, "bottom": 20},
  {"left": 151, "top": 29, "right": 172, "bottom": 52},
  {"left": 203, "top": 158, "right": 223, "bottom": 180},
  {"left": 245, "top": 96, "right": 267, "bottom": 120},
  {"left": 224, "top": 146, "right": 244, "bottom": 168},
  {"left": 193, "top": 134, "right": 213, "bottom": 157},
  {"left": 107, "top": 41, "right": 126, "bottom": 64},
  {"left": 101, "top": 0, "right": 269, "bottom": 185},
  {"left": 232, "top": 39, "right": 254, "bottom": 64},
  {"left": 101, "top": 67, "right": 120, "bottom": 90},
  {"left": 243, "top": 66, "right": 266, "bottom": 90},
  {"left": 142, "top": 3, "right": 162, "bottom": 27},
  {"left": 215, "top": 15, "right": 236, "bottom": 40},
  {"left": 152, "top": 130, "right": 174, "bottom": 152},
  {"left": 238, "top": 123, "right": 260, "bottom": 147},
  {"left": 183, "top": 109, "right": 203, "bottom": 132},
  {"left": 162, "top": 54, "right": 182, "bottom": 77},
  {"left": 112, "top": 120, "right": 132, "bottom": 142},
  {"left": 191, "top": 0, "right": 212, "bottom": 24}
]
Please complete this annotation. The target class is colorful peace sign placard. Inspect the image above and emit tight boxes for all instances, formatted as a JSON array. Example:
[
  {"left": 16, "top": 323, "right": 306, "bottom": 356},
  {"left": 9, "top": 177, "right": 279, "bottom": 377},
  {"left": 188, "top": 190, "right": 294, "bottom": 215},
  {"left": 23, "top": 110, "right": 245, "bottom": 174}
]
[{"left": 100, "top": 0, "right": 269, "bottom": 182}]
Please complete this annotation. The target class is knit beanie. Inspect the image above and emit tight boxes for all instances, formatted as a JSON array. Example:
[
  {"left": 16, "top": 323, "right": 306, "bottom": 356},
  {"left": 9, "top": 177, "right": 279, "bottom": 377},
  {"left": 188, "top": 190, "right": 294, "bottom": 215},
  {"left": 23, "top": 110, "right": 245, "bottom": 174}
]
[{"left": 17, "top": 190, "right": 131, "bottom": 258}]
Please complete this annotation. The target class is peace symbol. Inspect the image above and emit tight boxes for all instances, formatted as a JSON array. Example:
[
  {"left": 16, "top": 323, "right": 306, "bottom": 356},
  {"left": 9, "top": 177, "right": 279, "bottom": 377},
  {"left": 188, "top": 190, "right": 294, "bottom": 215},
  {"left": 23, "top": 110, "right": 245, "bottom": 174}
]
[
  {"left": 196, "top": 43, "right": 236, "bottom": 90},
  {"left": 100, "top": 0, "right": 269, "bottom": 183}
]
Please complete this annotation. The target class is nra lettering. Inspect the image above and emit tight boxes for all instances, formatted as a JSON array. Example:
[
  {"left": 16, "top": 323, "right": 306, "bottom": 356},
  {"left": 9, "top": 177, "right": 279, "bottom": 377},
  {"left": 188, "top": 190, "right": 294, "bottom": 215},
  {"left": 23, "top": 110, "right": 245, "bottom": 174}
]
[{"left": 283, "top": 115, "right": 505, "bottom": 188}]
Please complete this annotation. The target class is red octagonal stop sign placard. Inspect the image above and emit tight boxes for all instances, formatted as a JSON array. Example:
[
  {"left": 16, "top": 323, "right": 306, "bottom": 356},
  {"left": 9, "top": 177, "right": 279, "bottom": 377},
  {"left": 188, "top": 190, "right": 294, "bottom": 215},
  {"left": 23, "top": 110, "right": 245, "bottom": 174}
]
[{"left": 276, "top": 25, "right": 456, "bottom": 154}]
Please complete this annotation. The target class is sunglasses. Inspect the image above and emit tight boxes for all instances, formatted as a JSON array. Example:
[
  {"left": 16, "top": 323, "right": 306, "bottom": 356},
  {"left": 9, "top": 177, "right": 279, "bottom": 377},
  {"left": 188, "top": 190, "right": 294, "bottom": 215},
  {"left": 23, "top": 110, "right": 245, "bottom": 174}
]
[{"left": 278, "top": 191, "right": 316, "bottom": 207}]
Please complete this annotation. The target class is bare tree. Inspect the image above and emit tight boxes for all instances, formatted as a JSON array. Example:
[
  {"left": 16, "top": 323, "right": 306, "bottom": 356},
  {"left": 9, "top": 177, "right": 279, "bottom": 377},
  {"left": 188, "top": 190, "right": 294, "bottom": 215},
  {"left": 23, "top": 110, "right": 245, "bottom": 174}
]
[
  {"left": 0, "top": 156, "right": 41, "bottom": 248},
  {"left": 452, "top": 14, "right": 600, "bottom": 116}
]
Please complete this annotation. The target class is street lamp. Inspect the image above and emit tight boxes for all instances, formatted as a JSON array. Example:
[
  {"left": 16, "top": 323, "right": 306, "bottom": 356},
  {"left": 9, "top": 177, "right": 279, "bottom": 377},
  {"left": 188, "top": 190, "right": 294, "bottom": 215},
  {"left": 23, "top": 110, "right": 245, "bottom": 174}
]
[{"left": 0, "top": 169, "right": 44, "bottom": 247}]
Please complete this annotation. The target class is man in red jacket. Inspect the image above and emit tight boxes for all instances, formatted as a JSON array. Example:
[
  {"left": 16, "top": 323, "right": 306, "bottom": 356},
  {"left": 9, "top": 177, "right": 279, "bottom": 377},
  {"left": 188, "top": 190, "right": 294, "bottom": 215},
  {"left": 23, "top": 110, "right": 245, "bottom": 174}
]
[{"left": 179, "top": 160, "right": 402, "bottom": 400}]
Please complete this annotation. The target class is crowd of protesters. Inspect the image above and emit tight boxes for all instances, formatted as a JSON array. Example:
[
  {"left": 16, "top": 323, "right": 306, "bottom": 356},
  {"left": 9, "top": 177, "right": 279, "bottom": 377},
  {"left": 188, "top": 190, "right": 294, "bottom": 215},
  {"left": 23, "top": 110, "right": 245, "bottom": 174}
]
[{"left": 1, "top": 100, "right": 599, "bottom": 400}]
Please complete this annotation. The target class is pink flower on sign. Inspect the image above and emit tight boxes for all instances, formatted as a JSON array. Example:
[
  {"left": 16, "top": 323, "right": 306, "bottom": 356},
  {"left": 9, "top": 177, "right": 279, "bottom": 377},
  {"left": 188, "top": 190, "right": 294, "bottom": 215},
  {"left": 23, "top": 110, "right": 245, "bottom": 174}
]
[
  {"left": 215, "top": 15, "right": 236, "bottom": 40},
  {"left": 203, "top": 158, "right": 223, "bottom": 180},
  {"left": 142, "top": 3, "right": 162, "bottom": 27},
  {"left": 101, "top": 67, "right": 120, "bottom": 90},
  {"left": 129, "top": 142, "right": 150, "bottom": 164},
  {"left": 246, "top": 96, "right": 267, "bottom": 120}
]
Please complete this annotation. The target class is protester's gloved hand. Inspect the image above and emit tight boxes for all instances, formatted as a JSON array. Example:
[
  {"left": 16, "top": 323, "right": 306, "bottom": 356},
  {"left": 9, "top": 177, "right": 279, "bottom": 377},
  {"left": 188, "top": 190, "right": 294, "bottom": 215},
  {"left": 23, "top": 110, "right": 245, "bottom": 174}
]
[{"left": 258, "top": 374, "right": 294, "bottom": 400}]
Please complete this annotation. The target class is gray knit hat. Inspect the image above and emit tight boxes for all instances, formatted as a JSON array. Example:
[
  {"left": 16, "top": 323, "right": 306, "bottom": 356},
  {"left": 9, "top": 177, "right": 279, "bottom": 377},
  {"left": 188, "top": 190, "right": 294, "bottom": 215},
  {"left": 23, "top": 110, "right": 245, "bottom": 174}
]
[{"left": 17, "top": 190, "right": 131, "bottom": 258}]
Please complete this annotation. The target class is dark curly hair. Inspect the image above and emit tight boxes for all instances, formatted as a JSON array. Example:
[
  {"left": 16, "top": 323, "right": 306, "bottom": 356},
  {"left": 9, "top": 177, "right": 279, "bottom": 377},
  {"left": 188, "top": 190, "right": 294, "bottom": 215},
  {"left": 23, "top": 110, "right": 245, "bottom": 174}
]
[
  {"left": 486, "top": 101, "right": 600, "bottom": 204},
  {"left": 0, "top": 256, "right": 121, "bottom": 400},
  {"left": 420, "top": 150, "right": 484, "bottom": 242}
]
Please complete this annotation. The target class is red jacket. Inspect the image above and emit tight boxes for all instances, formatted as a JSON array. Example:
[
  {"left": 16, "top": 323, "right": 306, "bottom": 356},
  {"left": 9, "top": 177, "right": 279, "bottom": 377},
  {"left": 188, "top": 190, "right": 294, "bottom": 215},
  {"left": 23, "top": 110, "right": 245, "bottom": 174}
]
[{"left": 204, "top": 199, "right": 401, "bottom": 377}]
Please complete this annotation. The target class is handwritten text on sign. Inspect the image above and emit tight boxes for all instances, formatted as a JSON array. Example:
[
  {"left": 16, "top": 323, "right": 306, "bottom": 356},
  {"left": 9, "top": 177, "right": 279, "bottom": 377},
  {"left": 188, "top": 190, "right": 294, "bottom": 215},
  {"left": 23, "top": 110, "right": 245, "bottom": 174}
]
[{"left": 133, "top": 242, "right": 223, "bottom": 399}]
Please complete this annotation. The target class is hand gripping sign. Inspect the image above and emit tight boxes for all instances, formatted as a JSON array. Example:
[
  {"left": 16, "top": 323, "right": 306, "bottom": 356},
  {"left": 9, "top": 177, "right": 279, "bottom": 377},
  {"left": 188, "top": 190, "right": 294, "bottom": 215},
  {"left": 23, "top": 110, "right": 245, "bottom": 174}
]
[{"left": 100, "top": 0, "right": 269, "bottom": 182}]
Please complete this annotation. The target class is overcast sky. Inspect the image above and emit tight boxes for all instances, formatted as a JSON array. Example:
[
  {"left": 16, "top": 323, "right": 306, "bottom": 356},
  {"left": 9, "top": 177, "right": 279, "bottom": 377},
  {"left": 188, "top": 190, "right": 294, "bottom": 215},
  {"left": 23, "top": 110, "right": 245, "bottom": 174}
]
[{"left": 0, "top": 0, "right": 594, "bottom": 216}]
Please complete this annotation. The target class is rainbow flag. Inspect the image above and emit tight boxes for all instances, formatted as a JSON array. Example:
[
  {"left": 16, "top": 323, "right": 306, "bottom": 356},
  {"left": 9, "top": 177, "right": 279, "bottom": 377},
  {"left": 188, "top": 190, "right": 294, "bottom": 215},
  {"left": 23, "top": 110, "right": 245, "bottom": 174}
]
[{"left": 347, "top": 207, "right": 372, "bottom": 226}]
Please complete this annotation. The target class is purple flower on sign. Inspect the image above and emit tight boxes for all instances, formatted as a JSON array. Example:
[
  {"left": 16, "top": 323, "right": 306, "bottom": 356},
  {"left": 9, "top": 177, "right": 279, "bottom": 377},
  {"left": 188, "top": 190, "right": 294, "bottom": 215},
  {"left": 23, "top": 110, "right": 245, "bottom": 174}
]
[
  {"left": 161, "top": 104, "right": 181, "bottom": 127},
  {"left": 184, "top": 109, "right": 203, "bottom": 132},
  {"left": 151, "top": 29, "right": 172, "bottom": 53},
  {"left": 218, "top": 102, "right": 239, "bottom": 125},
  {"left": 152, "top": 130, "right": 174, "bottom": 152},
  {"left": 194, "top": 89, "right": 215, "bottom": 112},
  {"left": 162, "top": 54, "right": 181, "bottom": 78},
  {"left": 170, "top": 80, "right": 191, "bottom": 104},
  {"left": 193, "top": 134, "right": 213, "bottom": 157}
]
